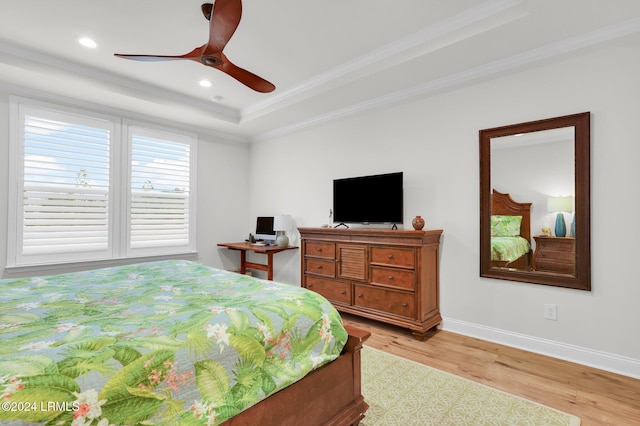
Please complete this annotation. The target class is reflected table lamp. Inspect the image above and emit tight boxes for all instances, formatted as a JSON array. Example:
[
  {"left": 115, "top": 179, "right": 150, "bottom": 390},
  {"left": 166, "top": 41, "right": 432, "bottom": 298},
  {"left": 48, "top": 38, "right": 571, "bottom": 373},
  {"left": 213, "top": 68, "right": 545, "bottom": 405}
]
[
  {"left": 273, "top": 215, "right": 293, "bottom": 247},
  {"left": 547, "top": 196, "right": 573, "bottom": 237}
]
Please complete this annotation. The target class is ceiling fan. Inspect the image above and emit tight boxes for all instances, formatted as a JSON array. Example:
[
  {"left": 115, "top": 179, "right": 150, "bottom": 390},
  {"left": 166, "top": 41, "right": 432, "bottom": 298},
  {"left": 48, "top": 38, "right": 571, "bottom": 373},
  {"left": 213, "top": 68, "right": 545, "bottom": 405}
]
[{"left": 114, "top": 0, "right": 275, "bottom": 93}]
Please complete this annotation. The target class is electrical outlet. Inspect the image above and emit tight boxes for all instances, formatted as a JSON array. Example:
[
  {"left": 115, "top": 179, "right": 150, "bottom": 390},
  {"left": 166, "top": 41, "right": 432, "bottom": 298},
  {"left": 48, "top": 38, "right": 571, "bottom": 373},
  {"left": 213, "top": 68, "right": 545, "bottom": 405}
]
[{"left": 544, "top": 304, "right": 557, "bottom": 320}]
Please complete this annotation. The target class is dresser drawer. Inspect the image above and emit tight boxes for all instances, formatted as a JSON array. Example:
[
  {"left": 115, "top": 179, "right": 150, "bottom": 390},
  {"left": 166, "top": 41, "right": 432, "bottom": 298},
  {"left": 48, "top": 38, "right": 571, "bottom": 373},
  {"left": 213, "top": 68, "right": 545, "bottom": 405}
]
[
  {"left": 370, "top": 266, "right": 415, "bottom": 290},
  {"left": 304, "top": 241, "right": 335, "bottom": 259},
  {"left": 535, "top": 259, "right": 575, "bottom": 275},
  {"left": 354, "top": 284, "right": 415, "bottom": 318},
  {"left": 305, "top": 276, "right": 350, "bottom": 304},
  {"left": 536, "top": 250, "right": 574, "bottom": 262},
  {"left": 370, "top": 247, "right": 415, "bottom": 268},
  {"left": 305, "top": 258, "right": 336, "bottom": 278}
]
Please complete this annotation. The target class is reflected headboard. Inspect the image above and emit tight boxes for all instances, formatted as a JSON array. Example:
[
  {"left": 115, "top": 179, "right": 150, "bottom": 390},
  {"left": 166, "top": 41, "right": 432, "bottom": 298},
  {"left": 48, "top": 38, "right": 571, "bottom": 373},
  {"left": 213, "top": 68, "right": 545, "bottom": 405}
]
[{"left": 491, "top": 189, "right": 532, "bottom": 243}]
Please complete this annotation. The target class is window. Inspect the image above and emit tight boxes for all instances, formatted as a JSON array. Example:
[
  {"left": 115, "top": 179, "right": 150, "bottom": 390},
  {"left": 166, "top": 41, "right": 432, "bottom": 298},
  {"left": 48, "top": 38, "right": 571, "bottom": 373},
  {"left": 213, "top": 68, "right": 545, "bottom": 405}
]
[
  {"left": 8, "top": 98, "right": 197, "bottom": 268},
  {"left": 127, "top": 125, "right": 194, "bottom": 257}
]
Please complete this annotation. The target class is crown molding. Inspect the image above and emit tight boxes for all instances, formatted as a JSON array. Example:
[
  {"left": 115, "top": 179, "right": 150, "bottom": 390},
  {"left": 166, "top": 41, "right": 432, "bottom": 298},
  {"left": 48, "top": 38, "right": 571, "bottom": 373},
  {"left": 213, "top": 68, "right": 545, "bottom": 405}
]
[
  {"left": 241, "top": 0, "right": 528, "bottom": 121},
  {"left": 1, "top": 83, "right": 249, "bottom": 144},
  {"left": 250, "top": 16, "right": 640, "bottom": 143},
  {"left": 2, "top": 10, "right": 639, "bottom": 144},
  {"left": 0, "top": 41, "right": 241, "bottom": 124}
]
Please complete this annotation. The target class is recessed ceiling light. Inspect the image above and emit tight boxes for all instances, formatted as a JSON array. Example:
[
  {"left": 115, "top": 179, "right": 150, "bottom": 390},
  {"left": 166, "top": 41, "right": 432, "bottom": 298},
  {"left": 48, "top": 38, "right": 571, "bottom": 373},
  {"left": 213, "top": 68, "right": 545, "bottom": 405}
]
[
  {"left": 78, "top": 37, "right": 97, "bottom": 49},
  {"left": 199, "top": 80, "right": 212, "bottom": 88}
]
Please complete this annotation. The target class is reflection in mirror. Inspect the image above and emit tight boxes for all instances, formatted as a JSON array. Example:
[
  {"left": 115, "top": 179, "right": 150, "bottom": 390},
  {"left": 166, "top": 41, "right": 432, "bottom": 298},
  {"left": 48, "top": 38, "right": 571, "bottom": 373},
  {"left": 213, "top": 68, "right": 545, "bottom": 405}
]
[
  {"left": 480, "top": 112, "right": 591, "bottom": 291},
  {"left": 491, "top": 127, "right": 575, "bottom": 273}
]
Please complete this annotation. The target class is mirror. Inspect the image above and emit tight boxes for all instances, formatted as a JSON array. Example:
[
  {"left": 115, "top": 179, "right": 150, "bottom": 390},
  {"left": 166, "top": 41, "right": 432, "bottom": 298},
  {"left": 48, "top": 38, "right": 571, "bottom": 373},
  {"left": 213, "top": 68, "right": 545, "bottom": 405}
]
[{"left": 480, "top": 112, "right": 591, "bottom": 290}]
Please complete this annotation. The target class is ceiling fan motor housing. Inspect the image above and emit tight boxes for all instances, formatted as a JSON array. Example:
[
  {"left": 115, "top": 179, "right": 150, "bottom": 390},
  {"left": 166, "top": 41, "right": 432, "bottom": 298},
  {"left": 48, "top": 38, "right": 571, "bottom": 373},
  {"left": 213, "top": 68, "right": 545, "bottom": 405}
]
[{"left": 202, "top": 56, "right": 223, "bottom": 66}]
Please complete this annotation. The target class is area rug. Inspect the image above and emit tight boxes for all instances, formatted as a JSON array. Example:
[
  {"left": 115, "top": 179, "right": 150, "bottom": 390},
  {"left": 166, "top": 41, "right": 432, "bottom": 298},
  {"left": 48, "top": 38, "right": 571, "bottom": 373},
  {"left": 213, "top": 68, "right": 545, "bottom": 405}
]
[{"left": 359, "top": 346, "right": 580, "bottom": 426}]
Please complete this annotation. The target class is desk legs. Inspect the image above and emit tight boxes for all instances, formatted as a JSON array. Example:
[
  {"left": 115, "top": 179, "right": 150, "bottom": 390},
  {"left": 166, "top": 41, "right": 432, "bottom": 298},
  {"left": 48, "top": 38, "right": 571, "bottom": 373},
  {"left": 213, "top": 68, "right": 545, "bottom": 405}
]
[
  {"left": 220, "top": 244, "right": 296, "bottom": 281},
  {"left": 239, "top": 250, "right": 247, "bottom": 275},
  {"left": 243, "top": 251, "right": 275, "bottom": 280},
  {"left": 266, "top": 253, "right": 274, "bottom": 280}
]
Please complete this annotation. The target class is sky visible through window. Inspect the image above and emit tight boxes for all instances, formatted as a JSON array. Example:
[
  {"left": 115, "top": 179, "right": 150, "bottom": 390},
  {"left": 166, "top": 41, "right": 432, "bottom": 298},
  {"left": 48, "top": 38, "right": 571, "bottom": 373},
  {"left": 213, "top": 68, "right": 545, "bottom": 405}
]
[
  {"left": 24, "top": 116, "right": 110, "bottom": 191},
  {"left": 131, "top": 135, "right": 190, "bottom": 194},
  {"left": 24, "top": 116, "right": 190, "bottom": 193}
]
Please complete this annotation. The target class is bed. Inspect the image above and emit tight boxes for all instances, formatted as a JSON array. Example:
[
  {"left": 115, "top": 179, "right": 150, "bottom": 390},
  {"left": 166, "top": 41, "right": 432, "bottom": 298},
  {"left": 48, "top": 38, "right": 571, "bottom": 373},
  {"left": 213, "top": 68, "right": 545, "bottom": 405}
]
[
  {"left": 0, "top": 260, "right": 369, "bottom": 426},
  {"left": 490, "top": 189, "right": 533, "bottom": 270}
]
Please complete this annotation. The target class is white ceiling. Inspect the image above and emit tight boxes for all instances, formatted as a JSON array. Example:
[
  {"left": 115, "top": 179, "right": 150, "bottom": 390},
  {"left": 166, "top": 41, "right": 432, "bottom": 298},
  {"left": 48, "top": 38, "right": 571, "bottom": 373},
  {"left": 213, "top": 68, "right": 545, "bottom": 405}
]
[{"left": 1, "top": 0, "right": 640, "bottom": 143}]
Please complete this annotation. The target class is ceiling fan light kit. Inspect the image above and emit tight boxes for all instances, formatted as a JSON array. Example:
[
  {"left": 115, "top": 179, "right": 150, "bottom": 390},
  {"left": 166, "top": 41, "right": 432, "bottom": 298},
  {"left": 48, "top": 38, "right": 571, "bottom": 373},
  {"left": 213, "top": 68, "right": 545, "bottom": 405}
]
[{"left": 114, "top": 0, "right": 275, "bottom": 93}]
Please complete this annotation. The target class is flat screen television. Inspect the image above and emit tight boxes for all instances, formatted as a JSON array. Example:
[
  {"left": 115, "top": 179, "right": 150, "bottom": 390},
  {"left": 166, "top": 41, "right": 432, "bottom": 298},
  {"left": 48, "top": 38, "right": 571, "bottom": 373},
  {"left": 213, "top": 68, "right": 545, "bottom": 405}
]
[{"left": 333, "top": 172, "right": 403, "bottom": 225}]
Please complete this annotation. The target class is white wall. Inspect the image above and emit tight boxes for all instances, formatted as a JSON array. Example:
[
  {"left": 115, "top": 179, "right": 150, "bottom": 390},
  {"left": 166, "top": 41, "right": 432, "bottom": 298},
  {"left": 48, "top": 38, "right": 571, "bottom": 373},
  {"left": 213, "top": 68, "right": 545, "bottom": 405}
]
[
  {"left": 0, "top": 90, "right": 251, "bottom": 276},
  {"left": 247, "top": 42, "right": 640, "bottom": 376},
  {"left": 195, "top": 137, "right": 251, "bottom": 270}
]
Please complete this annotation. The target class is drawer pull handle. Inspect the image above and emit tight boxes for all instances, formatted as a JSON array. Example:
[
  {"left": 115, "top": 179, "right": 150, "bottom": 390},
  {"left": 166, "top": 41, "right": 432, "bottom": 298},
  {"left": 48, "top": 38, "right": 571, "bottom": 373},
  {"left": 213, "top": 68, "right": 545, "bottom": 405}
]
[
  {"left": 388, "top": 275, "right": 394, "bottom": 280},
  {"left": 387, "top": 254, "right": 393, "bottom": 259},
  {"left": 358, "top": 294, "right": 363, "bottom": 298},
  {"left": 402, "top": 303, "right": 408, "bottom": 307},
  {"left": 316, "top": 265, "right": 323, "bottom": 269},
  {"left": 316, "top": 248, "right": 322, "bottom": 252},
  {"left": 341, "top": 291, "right": 346, "bottom": 295}
]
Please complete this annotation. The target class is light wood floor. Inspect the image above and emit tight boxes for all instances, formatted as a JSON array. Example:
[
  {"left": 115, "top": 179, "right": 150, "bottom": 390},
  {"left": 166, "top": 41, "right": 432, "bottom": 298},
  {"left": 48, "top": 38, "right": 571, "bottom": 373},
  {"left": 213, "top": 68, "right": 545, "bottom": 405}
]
[{"left": 341, "top": 314, "right": 640, "bottom": 426}]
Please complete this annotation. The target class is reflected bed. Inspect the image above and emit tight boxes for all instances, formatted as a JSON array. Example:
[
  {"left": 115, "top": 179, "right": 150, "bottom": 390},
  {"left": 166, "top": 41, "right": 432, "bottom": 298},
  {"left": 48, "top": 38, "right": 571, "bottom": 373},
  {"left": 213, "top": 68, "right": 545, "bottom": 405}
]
[{"left": 490, "top": 190, "right": 532, "bottom": 270}]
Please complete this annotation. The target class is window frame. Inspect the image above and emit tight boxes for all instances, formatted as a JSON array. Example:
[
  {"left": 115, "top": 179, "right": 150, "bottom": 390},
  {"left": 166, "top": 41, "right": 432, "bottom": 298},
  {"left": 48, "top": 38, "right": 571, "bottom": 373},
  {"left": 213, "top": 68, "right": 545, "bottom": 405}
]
[{"left": 7, "top": 97, "right": 197, "bottom": 272}]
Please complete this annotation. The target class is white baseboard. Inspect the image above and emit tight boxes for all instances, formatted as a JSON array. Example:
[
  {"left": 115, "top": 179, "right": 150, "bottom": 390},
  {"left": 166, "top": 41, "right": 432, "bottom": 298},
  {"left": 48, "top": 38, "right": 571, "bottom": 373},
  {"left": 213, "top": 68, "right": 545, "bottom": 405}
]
[{"left": 441, "top": 317, "right": 640, "bottom": 379}]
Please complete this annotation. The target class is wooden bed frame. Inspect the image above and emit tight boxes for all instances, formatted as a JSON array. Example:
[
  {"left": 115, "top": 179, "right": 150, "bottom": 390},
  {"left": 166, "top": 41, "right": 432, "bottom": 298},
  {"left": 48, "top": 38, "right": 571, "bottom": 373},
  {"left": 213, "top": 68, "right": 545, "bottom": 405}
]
[
  {"left": 224, "top": 325, "right": 371, "bottom": 426},
  {"left": 491, "top": 189, "right": 532, "bottom": 270}
]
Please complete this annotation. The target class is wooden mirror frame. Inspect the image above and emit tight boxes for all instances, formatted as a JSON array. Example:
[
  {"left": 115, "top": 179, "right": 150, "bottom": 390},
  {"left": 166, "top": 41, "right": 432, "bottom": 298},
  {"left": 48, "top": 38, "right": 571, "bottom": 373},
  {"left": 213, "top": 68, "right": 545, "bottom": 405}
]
[{"left": 480, "top": 112, "right": 591, "bottom": 290}]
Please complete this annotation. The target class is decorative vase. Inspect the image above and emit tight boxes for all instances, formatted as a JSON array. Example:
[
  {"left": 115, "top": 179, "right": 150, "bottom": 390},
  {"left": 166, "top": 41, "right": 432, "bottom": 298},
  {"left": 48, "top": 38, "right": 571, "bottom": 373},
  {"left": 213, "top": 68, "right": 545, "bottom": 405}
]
[
  {"left": 412, "top": 215, "right": 425, "bottom": 230},
  {"left": 554, "top": 212, "right": 566, "bottom": 237},
  {"left": 571, "top": 214, "right": 576, "bottom": 237}
]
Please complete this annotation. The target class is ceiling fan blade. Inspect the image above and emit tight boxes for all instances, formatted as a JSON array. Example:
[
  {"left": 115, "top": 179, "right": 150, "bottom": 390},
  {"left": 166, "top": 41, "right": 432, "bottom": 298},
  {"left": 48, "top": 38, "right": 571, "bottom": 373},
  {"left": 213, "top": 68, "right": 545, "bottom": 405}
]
[
  {"left": 204, "top": 0, "right": 242, "bottom": 55},
  {"left": 218, "top": 53, "right": 275, "bottom": 93},
  {"left": 114, "top": 47, "right": 203, "bottom": 62},
  {"left": 114, "top": 54, "right": 186, "bottom": 62}
]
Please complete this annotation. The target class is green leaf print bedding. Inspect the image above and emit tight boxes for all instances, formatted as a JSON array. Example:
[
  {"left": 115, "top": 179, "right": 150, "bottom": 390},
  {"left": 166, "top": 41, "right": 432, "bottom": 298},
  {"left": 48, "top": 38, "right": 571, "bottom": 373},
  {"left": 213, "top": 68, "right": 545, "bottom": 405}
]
[
  {"left": 491, "top": 236, "right": 531, "bottom": 262},
  {"left": 0, "top": 260, "right": 347, "bottom": 425}
]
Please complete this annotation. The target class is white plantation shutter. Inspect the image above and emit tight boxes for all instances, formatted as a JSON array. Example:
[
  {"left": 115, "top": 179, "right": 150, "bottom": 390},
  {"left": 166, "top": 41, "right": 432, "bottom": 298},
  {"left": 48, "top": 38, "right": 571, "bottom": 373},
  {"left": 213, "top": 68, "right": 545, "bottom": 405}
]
[
  {"left": 8, "top": 98, "right": 197, "bottom": 269},
  {"left": 15, "top": 109, "right": 113, "bottom": 265},
  {"left": 128, "top": 128, "right": 194, "bottom": 255}
]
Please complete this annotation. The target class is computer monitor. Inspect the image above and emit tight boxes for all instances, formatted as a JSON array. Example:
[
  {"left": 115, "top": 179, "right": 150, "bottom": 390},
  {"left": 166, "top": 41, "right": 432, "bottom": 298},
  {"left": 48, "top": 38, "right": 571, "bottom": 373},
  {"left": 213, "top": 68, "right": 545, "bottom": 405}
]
[{"left": 255, "top": 216, "right": 276, "bottom": 243}]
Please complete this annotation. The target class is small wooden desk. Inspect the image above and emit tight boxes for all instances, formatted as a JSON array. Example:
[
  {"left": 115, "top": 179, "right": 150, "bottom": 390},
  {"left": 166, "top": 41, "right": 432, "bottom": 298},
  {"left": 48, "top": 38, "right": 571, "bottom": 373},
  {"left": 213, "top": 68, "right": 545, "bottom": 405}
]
[{"left": 217, "top": 242, "right": 298, "bottom": 280}]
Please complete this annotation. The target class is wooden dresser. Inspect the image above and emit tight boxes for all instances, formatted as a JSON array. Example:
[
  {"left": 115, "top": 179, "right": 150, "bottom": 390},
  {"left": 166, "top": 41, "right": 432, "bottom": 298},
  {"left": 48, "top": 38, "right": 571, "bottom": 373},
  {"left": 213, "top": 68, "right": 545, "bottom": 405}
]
[
  {"left": 299, "top": 227, "right": 442, "bottom": 340},
  {"left": 532, "top": 236, "right": 576, "bottom": 275}
]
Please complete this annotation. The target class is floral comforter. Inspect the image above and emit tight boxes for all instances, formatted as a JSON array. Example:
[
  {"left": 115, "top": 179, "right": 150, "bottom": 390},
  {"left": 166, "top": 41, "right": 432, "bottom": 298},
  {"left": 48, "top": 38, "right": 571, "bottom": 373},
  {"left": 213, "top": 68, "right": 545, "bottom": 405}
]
[
  {"left": 491, "top": 236, "right": 531, "bottom": 262},
  {"left": 0, "top": 260, "right": 347, "bottom": 425}
]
